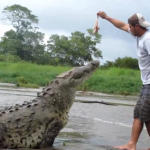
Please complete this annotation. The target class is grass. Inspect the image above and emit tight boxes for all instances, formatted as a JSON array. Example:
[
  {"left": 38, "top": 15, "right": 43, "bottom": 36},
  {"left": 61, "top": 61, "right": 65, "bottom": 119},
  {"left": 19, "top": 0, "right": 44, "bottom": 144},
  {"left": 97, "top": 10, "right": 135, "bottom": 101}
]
[
  {"left": 78, "top": 67, "right": 142, "bottom": 96},
  {"left": 0, "top": 62, "right": 142, "bottom": 95},
  {"left": 0, "top": 62, "right": 71, "bottom": 88}
]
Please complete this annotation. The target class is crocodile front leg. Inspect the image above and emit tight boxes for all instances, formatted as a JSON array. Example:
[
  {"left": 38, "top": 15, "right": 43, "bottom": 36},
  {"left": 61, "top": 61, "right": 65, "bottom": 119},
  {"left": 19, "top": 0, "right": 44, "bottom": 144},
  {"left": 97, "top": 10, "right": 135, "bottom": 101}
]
[{"left": 40, "top": 119, "right": 63, "bottom": 148}]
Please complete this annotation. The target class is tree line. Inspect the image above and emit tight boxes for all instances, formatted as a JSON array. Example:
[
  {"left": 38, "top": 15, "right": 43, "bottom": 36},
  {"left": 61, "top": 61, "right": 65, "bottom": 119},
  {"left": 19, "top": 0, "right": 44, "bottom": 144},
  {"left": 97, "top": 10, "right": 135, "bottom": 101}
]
[
  {"left": 100, "top": 57, "right": 139, "bottom": 70},
  {"left": 0, "top": 4, "right": 139, "bottom": 69},
  {"left": 0, "top": 4, "right": 102, "bottom": 66}
]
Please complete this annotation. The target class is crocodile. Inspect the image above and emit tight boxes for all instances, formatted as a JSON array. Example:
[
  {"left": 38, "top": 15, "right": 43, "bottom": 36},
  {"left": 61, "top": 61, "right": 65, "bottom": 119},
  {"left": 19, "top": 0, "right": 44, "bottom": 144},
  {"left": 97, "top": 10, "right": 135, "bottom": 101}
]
[{"left": 0, "top": 60, "right": 100, "bottom": 149}]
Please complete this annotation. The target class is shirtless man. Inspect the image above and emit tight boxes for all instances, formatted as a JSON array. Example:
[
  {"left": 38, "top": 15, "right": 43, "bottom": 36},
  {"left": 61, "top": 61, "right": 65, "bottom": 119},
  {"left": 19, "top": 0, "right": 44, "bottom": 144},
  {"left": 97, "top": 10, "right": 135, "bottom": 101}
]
[{"left": 97, "top": 11, "right": 150, "bottom": 150}]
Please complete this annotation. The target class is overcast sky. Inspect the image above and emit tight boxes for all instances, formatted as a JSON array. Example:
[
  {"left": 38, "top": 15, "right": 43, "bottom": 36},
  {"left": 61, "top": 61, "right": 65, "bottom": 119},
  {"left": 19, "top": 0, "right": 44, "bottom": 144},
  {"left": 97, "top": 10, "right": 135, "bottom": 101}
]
[{"left": 0, "top": 0, "right": 150, "bottom": 64}]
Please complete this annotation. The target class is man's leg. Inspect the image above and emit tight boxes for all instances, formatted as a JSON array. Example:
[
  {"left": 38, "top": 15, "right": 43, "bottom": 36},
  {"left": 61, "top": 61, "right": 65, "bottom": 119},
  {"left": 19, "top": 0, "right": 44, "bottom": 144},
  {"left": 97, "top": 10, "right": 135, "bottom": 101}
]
[
  {"left": 114, "top": 118, "right": 143, "bottom": 150},
  {"left": 115, "top": 84, "right": 150, "bottom": 150},
  {"left": 114, "top": 85, "right": 144, "bottom": 150}
]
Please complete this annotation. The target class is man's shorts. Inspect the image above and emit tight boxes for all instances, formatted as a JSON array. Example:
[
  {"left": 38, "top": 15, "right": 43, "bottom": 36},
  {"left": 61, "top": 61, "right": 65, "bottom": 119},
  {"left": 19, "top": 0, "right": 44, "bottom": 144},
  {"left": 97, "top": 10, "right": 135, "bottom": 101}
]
[{"left": 134, "top": 84, "right": 150, "bottom": 122}]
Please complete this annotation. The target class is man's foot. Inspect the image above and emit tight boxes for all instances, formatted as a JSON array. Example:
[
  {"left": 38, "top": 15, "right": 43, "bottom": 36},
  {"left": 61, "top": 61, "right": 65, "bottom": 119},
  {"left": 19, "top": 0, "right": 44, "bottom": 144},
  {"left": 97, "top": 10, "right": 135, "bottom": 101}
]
[{"left": 114, "top": 142, "right": 136, "bottom": 150}]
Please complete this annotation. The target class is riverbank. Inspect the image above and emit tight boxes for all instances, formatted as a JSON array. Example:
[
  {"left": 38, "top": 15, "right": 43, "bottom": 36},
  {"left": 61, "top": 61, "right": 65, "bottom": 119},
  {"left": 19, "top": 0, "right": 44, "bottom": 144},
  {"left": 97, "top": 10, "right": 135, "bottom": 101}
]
[
  {"left": 0, "top": 82, "right": 138, "bottom": 101},
  {"left": 0, "top": 62, "right": 142, "bottom": 96}
]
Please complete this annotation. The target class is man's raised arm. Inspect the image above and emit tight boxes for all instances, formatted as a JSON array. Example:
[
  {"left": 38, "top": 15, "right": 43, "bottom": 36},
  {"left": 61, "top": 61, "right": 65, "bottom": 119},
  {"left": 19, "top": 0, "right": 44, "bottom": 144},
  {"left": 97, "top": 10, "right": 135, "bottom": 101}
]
[{"left": 97, "top": 11, "right": 129, "bottom": 32}]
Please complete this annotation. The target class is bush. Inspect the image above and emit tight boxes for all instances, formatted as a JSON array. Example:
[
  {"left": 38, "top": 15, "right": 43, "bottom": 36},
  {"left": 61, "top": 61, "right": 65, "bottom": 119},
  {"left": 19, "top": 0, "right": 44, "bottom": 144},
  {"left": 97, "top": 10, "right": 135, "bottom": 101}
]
[
  {"left": 0, "top": 54, "right": 22, "bottom": 63},
  {"left": 100, "top": 56, "right": 139, "bottom": 70}
]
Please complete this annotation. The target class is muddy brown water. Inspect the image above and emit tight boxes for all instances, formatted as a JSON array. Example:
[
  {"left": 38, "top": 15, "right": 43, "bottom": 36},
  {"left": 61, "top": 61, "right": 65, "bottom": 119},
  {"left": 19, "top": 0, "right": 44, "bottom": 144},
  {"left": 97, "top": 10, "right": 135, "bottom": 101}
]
[{"left": 0, "top": 85, "right": 149, "bottom": 150}]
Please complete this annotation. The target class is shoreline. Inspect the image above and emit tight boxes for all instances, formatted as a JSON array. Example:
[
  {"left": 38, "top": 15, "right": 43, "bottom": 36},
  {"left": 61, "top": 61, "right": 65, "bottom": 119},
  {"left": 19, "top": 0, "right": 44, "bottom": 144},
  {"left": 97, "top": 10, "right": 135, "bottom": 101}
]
[{"left": 0, "top": 82, "right": 138, "bottom": 100}]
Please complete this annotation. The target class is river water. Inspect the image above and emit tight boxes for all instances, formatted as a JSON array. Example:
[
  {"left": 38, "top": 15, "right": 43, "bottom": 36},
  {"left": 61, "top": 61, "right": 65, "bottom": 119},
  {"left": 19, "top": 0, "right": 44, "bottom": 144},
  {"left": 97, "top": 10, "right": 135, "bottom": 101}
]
[{"left": 0, "top": 85, "right": 149, "bottom": 150}]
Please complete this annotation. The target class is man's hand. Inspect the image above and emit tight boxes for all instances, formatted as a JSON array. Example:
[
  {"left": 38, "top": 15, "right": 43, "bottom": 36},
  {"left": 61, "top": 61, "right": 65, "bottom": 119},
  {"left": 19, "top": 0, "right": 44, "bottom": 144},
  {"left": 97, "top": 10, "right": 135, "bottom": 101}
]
[{"left": 97, "top": 11, "right": 108, "bottom": 19}]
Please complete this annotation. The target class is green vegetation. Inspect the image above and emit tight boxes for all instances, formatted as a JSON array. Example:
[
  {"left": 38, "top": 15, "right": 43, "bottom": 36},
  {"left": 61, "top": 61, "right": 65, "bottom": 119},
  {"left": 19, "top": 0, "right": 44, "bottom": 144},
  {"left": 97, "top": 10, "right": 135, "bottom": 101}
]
[
  {"left": 82, "top": 67, "right": 141, "bottom": 96},
  {"left": 0, "top": 4, "right": 142, "bottom": 96},
  {"left": 0, "top": 62, "right": 70, "bottom": 88},
  {"left": 0, "top": 62, "right": 142, "bottom": 96},
  {"left": 100, "top": 56, "right": 139, "bottom": 70},
  {"left": 0, "top": 4, "right": 102, "bottom": 66}
]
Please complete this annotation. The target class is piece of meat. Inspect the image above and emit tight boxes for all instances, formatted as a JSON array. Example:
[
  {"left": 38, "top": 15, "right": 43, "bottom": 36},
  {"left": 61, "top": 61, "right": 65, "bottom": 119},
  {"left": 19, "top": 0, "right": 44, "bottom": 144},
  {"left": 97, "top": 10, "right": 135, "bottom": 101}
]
[{"left": 92, "top": 16, "right": 99, "bottom": 34}]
